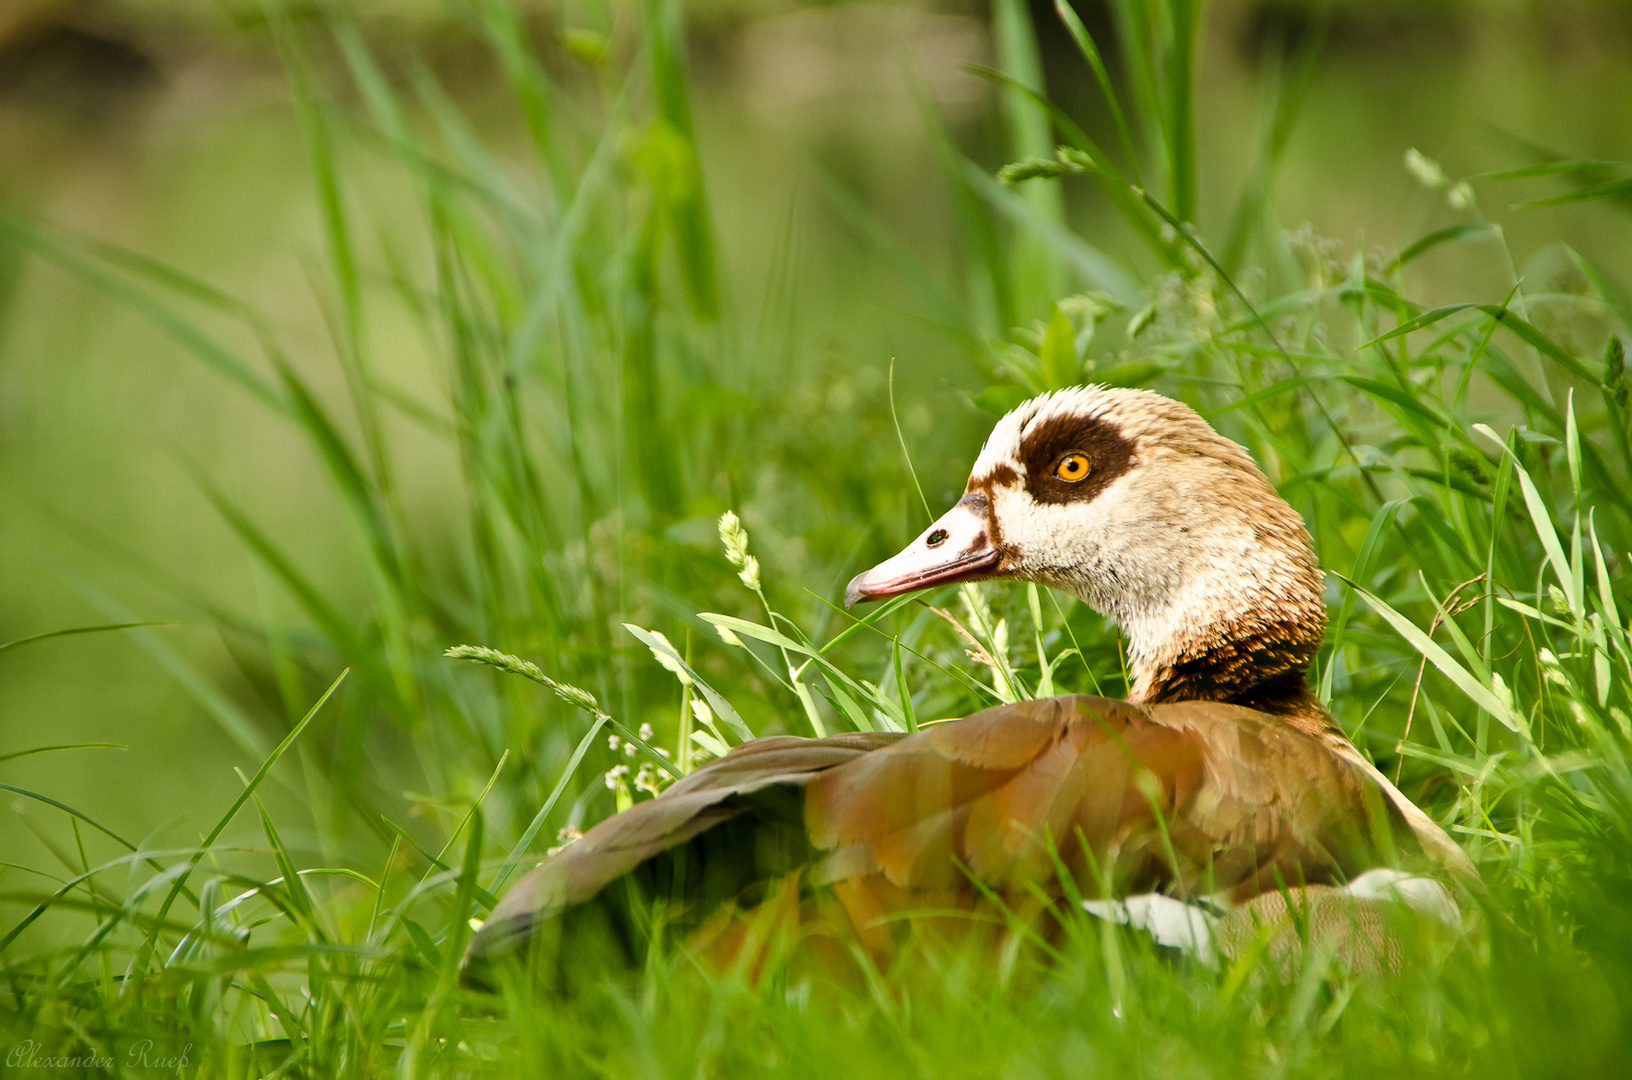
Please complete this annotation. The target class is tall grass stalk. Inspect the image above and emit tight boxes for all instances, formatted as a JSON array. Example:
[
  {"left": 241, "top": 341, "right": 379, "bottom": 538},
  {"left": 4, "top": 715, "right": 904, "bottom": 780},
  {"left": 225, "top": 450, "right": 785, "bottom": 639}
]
[{"left": 3, "top": 0, "right": 1632, "bottom": 1074}]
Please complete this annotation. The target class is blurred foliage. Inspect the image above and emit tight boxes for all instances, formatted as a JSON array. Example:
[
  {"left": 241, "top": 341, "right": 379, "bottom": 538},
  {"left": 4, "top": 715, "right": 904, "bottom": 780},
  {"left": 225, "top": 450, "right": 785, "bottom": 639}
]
[{"left": 3, "top": 0, "right": 1632, "bottom": 1074}]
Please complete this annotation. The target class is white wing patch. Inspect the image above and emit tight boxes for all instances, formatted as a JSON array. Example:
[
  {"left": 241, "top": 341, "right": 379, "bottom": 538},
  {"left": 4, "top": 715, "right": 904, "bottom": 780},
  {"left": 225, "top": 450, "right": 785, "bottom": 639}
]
[
  {"left": 1081, "top": 894, "right": 1219, "bottom": 964},
  {"left": 1082, "top": 871, "right": 1461, "bottom": 965},
  {"left": 1341, "top": 868, "right": 1461, "bottom": 927}
]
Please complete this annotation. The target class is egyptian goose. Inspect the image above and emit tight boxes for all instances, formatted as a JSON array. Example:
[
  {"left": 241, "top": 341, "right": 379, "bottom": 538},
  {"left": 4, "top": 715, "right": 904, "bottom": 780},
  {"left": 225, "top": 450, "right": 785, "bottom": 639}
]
[{"left": 466, "top": 387, "right": 1476, "bottom": 976}]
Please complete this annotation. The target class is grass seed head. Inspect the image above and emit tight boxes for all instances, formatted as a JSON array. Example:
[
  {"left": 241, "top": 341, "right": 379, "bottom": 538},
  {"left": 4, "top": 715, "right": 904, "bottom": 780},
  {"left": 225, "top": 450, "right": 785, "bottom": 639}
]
[
  {"left": 646, "top": 630, "right": 693, "bottom": 686},
  {"left": 718, "top": 512, "right": 761, "bottom": 588},
  {"left": 445, "top": 644, "right": 546, "bottom": 683},
  {"left": 719, "top": 511, "right": 750, "bottom": 567},
  {"left": 1606, "top": 335, "right": 1629, "bottom": 413},
  {"left": 1404, "top": 148, "right": 1449, "bottom": 189},
  {"left": 447, "top": 644, "right": 602, "bottom": 714}
]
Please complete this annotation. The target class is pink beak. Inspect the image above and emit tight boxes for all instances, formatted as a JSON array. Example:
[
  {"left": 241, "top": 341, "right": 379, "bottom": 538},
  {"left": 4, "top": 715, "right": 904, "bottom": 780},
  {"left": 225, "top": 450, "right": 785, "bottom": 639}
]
[{"left": 844, "top": 493, "right": 1004, "bottom": 607}]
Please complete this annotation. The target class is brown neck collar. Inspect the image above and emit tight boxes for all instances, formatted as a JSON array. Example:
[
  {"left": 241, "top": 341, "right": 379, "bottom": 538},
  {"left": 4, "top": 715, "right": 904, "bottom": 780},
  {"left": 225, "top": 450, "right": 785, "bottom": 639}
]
[{"left": 1125, "top": 609, "right": 1342, "bottom": 739}]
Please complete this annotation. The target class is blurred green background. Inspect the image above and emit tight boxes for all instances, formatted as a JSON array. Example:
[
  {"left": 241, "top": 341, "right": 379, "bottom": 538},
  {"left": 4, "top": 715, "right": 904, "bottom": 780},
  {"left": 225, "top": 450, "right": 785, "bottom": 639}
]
[
  {"left": 8, "top": 1, "right": 1632, "bottom": 1072},
  {"left": 2, "top": 0, "right": 1631, "bottom": 940}
]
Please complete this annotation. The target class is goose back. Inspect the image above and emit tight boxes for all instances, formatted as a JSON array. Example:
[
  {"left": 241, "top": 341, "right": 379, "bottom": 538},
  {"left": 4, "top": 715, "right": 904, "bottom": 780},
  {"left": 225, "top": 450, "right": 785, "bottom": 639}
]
[{"left": 465, "top": 695, "right": 1462, "bottom": 973}]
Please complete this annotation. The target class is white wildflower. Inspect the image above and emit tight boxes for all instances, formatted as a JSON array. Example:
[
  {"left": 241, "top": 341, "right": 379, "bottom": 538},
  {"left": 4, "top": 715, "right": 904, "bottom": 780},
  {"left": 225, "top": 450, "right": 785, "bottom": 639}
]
[{"left": 547, "top": 825, "right": 583, "bottom": 856}]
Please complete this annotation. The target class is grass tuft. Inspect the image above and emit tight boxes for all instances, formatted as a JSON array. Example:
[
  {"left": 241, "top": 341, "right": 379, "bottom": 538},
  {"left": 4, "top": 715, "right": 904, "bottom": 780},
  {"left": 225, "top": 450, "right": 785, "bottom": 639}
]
[{"left": 3, "top": 0, "right": 1632, "bottom": 1074}]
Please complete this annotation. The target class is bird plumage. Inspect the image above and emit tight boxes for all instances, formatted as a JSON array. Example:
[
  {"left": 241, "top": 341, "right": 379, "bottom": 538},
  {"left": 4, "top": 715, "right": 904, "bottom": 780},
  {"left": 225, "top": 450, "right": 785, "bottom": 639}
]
[{"left": 465, "top": 386, "right": 1476, "bottom": 978}]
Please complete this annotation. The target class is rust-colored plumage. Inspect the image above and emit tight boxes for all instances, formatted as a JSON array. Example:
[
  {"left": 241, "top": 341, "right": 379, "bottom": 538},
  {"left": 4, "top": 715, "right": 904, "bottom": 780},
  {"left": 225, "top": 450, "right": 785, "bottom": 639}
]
[
  {"left": 468, "top": 697, "right": 1463, "bottom": 973},
  {"left": 466, "top": 387, "right": 1476, "bottom": 977}
]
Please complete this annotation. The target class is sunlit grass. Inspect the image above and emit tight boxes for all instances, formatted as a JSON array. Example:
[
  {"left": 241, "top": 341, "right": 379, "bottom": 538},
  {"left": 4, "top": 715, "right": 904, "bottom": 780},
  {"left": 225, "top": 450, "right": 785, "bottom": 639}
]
[{"left": 3, "top": 0, "right": 1632, "bottom": 1074}]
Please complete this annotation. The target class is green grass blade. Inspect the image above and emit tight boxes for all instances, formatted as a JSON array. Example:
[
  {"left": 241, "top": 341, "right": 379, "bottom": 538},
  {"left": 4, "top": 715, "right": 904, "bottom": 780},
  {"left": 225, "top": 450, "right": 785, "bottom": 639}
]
[
  {"left": 43, "top": 559, "right": 272, "bottom": 759},
  {"left": 1517, "top": 177, "right": 1632, "bottom": 209},
  {"left": 0, "top": 783, "right": 143, "bottom": 855},
  {"left": 892, "top": 640, "right": 919, "bottom": 734},
  {"left": 643, "top": 0, "right": 719, "bottom": 319},
  {"left": 1475, "top": 425, "right": 1579, "bottom": 618},
  {"left": 1055, "top": 0, "right": 1142, "bottom": 186},
  {"left": 625, "top": 624, "right": 753, "bottom": 741},
  {"left": 250, "top": 793, "right": 319, "bottom": 930},
  {"left": 0, "top": 213, "right": 285, "bottom": 411},
  {"left": 964, "top": 161, "right": 1142, "bottom": 303},
  {"left": 1337, "top": 376, "right": 1451, "bottom": 431},
  {"left": 1104, "top": 0, "right": 1163, "bottom": 171},
  {"left": 195, "top": 476, "right": 401, "bottom": 713},
  {"left": 1165, "top": 0, "right": 1201, "bottom": 222},
  {"left": 0, "top": 743, "right": 124, "bottom": 766},
  {"left": 1319, "top": 499, "right": 1408, "bottom": 702},
  {"left": 1389, "top": 224, "right": 1494, "bottom": 271},
  {"left": 487, "top": 714, "right": 608, "bottom": 895},
  {"left": 0, "top": 622, "right": 158, "bottom": 657},
  {"left": 137, "top": 669, "right": 347, "bottom": 968},
  {"left": 1345, "top": 578, "right": 1526, "bottom": 733},
  {"left": 992, "top": 0, "right": 1065, "bottom": 309}
]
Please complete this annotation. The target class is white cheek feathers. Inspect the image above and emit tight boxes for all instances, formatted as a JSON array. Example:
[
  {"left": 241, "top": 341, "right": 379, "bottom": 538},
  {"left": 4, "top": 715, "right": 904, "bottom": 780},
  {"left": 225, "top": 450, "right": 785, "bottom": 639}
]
[{"left": 849, "top": 384, "right": 1328, "bottom": 722}]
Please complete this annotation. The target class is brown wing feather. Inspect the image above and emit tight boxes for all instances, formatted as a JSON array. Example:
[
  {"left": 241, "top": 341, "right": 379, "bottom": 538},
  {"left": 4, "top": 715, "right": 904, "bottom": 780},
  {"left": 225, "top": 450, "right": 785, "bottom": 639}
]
[
  {"left": 466, "top": 730, "right": 901, "bottom": 964},
  {"left": 804, "top": 696, "right": 1428, "bottom": 914},
  {"left": 467, "top": 695, "right": 1462, "bottom": 971}
]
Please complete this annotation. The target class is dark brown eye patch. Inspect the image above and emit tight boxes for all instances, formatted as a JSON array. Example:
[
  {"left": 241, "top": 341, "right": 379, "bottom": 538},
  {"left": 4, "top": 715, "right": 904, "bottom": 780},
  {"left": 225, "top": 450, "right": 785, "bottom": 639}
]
[{"left": 1018, "top": 412, "right": 1134, "bottom": 505}]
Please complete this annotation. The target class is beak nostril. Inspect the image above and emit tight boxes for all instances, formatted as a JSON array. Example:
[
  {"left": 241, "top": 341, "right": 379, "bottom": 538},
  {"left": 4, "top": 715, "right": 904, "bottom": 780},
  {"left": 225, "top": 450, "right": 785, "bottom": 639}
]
[{"left": 926, "top": 529, "right": 949, "bottom": 548}]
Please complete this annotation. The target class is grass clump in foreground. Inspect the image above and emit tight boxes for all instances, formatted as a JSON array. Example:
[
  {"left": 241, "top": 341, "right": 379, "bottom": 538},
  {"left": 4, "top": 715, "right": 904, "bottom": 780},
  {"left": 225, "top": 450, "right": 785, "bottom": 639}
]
[{"left": 4, "top": 0, "right": 1632, "bottom": 1074}]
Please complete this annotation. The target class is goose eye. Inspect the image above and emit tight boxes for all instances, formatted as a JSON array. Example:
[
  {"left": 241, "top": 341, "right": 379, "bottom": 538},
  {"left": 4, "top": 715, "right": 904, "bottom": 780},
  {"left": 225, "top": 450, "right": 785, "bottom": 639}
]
[{"left": 1054, "top": 453, "right": 1090, "bottom": 482}]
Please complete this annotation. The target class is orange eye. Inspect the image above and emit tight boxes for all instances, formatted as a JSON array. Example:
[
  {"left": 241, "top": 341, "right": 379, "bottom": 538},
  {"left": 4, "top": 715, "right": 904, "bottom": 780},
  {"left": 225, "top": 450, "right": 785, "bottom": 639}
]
[{"left": 1055, "top": 453, "right": 1090, "bottom": 482}]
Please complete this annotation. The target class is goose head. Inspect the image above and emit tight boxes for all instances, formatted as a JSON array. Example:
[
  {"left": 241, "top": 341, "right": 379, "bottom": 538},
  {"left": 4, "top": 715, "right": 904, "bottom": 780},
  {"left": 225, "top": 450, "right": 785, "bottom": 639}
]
[{"left": 846, "top": 386, "right": 1329, "bottom": 727}]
